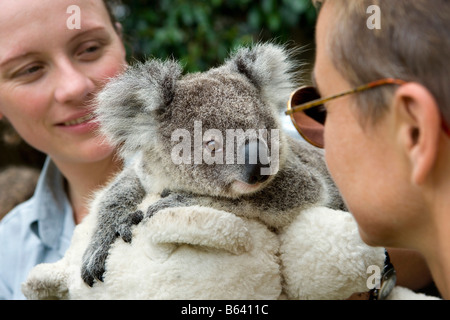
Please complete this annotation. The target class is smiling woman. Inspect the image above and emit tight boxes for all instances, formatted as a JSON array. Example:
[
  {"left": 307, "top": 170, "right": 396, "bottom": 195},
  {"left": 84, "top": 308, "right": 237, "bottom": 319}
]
[
  {"left": 0, "top": 0, "right": 127, "bottom": 299},
  {"left": 0, "top": 1, "right": 125, "bottom": 163}
]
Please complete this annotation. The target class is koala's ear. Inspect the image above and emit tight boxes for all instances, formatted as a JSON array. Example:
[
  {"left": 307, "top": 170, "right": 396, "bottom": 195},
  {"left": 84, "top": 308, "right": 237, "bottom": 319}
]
[
  {"left": 95, "top": 59, "right": 182, "bottom": 156},
  {"left": 224, "top": 43, "right": 298, "bottom": 111}
]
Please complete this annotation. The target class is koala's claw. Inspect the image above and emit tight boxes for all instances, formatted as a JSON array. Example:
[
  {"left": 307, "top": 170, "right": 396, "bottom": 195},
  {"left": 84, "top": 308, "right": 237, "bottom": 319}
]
[
  {"left": 81, "top": 272, "right": 95, "bottom": 287},
  {"left": 129, "top": 210, "right": 144, "bottom": 224},
  {"left": 81, "top": 210, "right": 144, "bottom": 286},
  {"left": 81, "top": 265, "right": 104, "bottom": 287},
  {"left": 116, "top": 210, "right": 143, "bottom": 243},
  {"left": 81, "top": 247, "right": 109, "bottom": 287},
  {"left": 160, "top": 189, "right": 172, "bottom": 198}
]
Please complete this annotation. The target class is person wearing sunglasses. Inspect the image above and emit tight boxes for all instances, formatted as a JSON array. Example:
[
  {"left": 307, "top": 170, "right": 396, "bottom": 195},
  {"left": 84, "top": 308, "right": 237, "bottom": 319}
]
[{"left": 286, "top": 0, "right": 450, "bottom": 298}]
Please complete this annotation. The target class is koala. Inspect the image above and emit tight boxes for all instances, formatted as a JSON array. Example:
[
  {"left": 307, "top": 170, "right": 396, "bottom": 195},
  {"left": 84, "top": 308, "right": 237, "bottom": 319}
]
[{"left": 81, "top": 43, "right": 346, "bottom": 287}]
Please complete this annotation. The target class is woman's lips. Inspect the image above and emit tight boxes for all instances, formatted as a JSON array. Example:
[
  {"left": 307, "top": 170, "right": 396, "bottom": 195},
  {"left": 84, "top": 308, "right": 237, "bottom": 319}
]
[
  {"left": 61, "top": 113, "right": 95, "bottom": 126},
  {"left": 56, "top": 112, "right": 99, "bottom": 134}
]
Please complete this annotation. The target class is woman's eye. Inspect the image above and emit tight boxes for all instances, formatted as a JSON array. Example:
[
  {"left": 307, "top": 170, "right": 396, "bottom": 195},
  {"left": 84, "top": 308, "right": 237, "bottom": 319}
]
[
  {"left": 13, "top": 64, "right": 44, "bottom": 81},
  {"left": 77, "top": 42, "right": 103, "bottom": 60},
  {"left": 85, "top": 46, "right": 99, "bottom": 53},
  {"left": 23, "top": 65, "right": 42, "bottom": 75}
]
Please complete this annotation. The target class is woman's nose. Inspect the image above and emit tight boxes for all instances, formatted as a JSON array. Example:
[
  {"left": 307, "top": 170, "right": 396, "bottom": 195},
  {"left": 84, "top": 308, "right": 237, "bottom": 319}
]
[{"left": 54, "top": 60, "right": 95, "bottom": 104}]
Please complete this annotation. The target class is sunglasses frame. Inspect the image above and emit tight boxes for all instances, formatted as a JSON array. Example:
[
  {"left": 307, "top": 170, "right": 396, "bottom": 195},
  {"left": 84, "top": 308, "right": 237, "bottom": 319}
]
[{"left": 285, "top": 78, "right": 408, "bottom": 148}]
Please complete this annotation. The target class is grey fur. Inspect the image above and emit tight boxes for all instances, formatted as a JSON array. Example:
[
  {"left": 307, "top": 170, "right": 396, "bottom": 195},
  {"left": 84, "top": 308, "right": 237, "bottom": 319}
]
[
  {"left": 82, "top": 43, "right": 345, "bottom": 286},
  {"left": 81, "top": 166, "right": 145, "bottom": 286}
]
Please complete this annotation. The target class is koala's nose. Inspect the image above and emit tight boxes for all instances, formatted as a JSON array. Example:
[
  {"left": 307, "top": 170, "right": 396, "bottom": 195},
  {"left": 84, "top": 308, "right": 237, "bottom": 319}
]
[{"left": 241, "top": 140, "right": 270, "bottom": 185}]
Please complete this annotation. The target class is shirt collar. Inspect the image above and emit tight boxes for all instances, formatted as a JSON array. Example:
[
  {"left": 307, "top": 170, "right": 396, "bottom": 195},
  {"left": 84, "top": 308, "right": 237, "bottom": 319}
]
[{"left": 30, "top": 157, "right": 73, "bottom": 250}]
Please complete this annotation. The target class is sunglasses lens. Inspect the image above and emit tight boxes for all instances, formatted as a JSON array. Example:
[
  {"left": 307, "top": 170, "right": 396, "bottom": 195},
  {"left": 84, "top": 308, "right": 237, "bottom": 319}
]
[{"left": 290, "top": 87, "right": 326, "bottom": 148}]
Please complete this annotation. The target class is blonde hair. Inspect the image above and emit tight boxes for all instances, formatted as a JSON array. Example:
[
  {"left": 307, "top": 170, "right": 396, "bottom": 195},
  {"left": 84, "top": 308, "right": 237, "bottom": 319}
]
[{"left": 313, "top": 0, "right": 450, "bottom": 125}]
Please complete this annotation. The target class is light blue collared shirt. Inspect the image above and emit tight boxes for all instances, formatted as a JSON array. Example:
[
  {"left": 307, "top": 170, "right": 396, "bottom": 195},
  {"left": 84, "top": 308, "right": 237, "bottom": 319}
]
[{"left": 0, "top": 157, "right": 75, "bottom": 300}]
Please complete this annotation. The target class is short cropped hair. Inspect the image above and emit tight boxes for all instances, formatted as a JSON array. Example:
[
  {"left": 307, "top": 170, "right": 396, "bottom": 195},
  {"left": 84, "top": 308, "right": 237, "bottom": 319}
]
[{"left": 313, "top": 0, "right": 449, "bottom": 125}]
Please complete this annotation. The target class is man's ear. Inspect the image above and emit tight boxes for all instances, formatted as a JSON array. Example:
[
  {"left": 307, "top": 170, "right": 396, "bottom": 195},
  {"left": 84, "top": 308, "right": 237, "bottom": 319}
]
[{"left": 393, "top": 83, "right": 441, "bottom": 185}]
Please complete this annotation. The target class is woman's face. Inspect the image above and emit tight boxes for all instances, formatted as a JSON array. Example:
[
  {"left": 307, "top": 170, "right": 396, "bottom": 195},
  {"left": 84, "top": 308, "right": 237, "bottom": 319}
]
[{"left": 0, "top": 0, "right": 126, "bottom": 164}]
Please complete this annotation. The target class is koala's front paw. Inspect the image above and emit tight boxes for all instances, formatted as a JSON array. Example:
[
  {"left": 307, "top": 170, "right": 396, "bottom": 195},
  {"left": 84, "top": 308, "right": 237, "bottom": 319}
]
[
  {"left": 146, "top": 193, "right": 194, "bottom": 218},
  {"left": 116, "top": 210, "right": 144, "bottom": 243},
  {"left": 81, "top": 245, "right": 109, "bottom": 287},
  {"left": 81, "top": 210, "right": 144, "bottom": 286}
]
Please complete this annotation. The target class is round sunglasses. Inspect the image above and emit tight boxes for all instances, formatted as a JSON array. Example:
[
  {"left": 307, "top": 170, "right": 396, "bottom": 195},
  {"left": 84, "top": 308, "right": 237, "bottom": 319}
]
[{"left": 285, "top": 78, "right": 407, "bottom": 148}]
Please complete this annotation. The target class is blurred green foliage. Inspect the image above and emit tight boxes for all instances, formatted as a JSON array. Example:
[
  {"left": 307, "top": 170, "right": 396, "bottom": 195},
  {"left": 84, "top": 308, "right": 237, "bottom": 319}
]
[{"left": 113, "top": 0, "right": 317, "bottom": 72}]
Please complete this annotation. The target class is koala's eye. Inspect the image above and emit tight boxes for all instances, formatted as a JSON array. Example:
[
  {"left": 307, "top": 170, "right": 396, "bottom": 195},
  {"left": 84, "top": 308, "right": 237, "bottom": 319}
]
[{"left": 205, "top": 140, "right": 222, "bottom": 153}]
